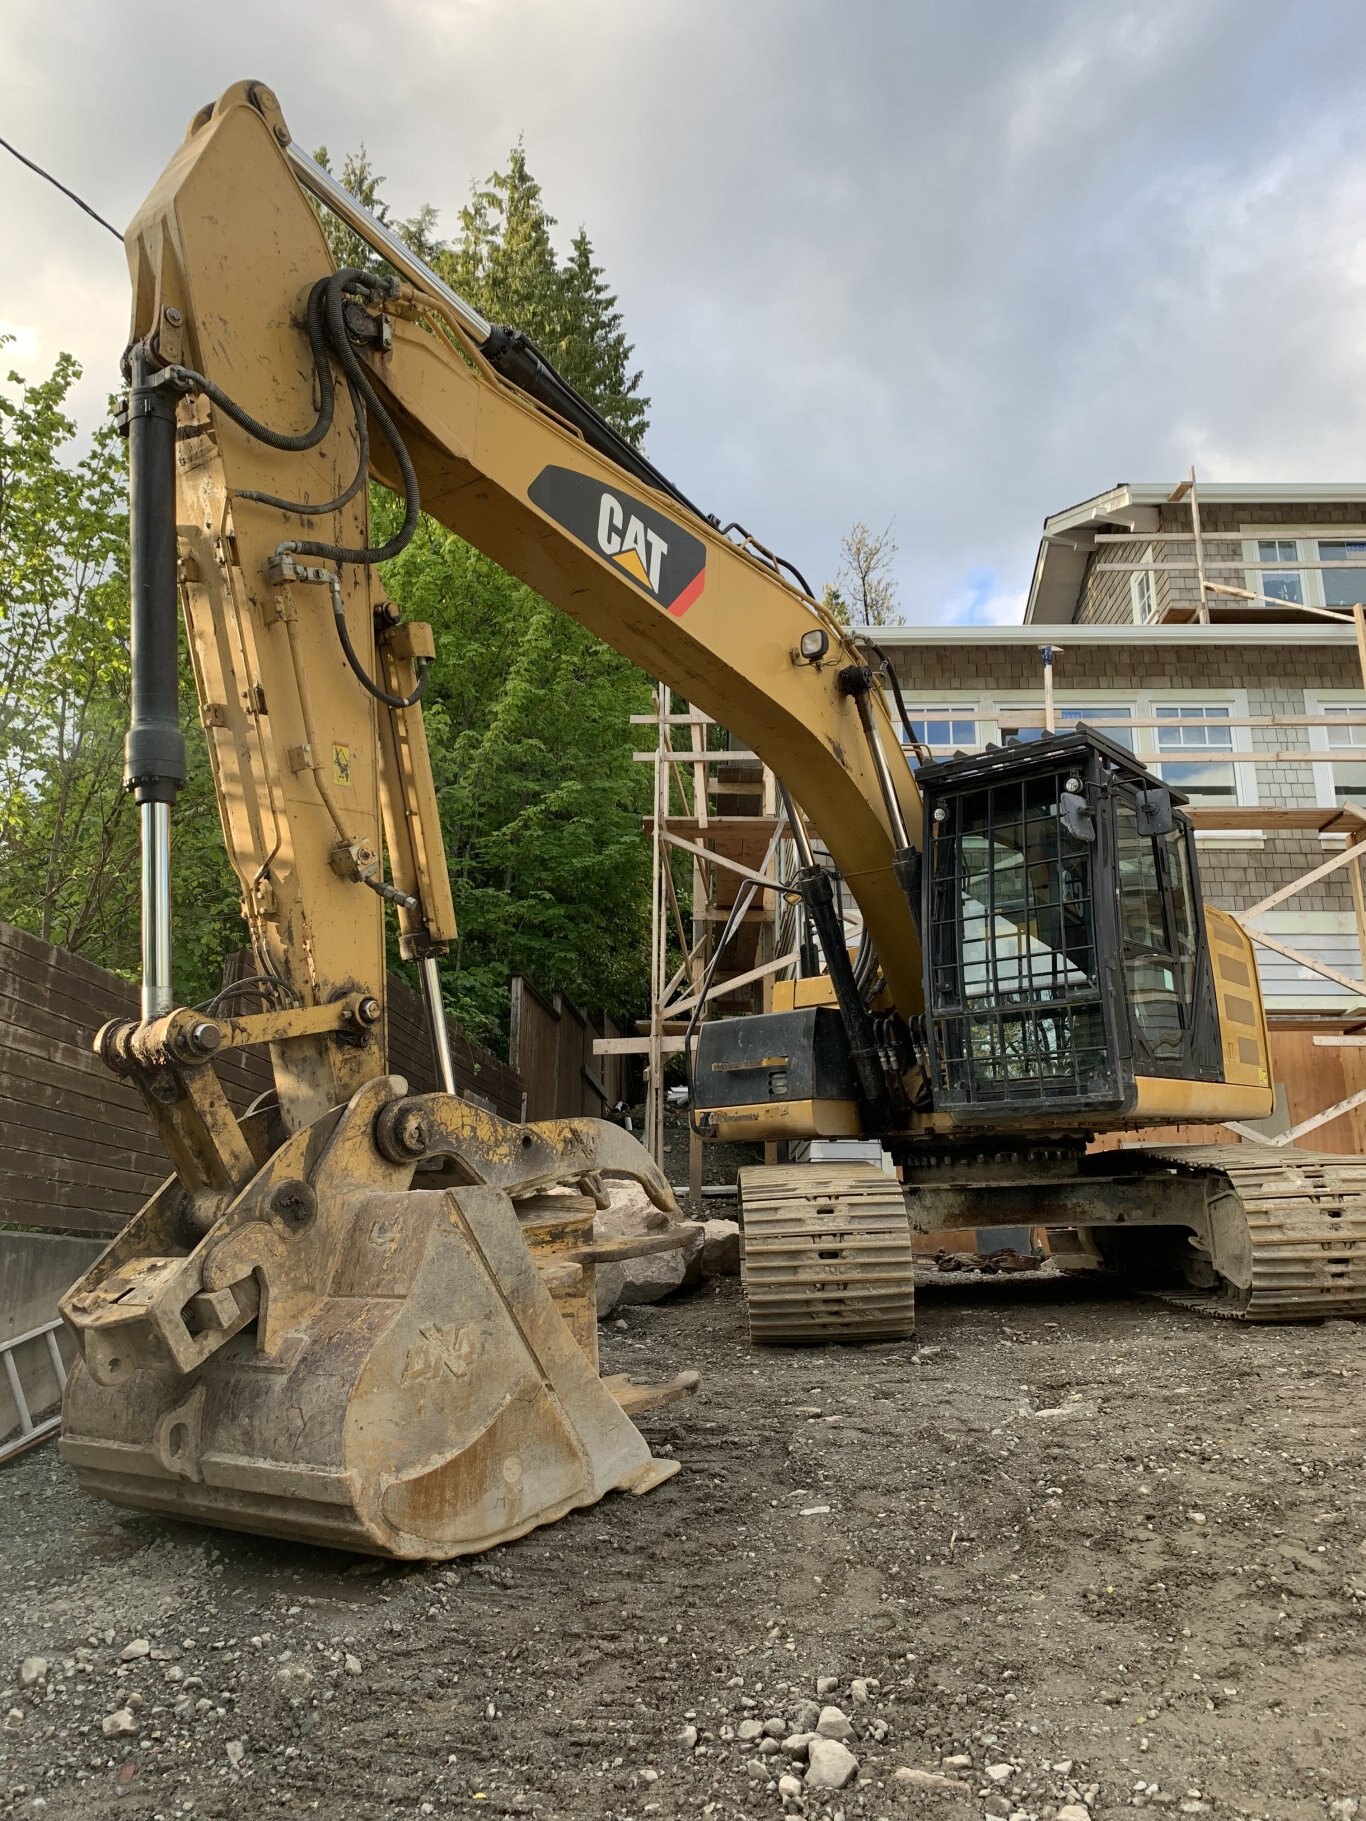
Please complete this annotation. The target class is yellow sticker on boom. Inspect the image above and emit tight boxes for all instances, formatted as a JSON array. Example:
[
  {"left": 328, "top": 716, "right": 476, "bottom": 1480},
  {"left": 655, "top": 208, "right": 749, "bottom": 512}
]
[{"left": 332, "top": 744, "right": 353, "bottom": 786}]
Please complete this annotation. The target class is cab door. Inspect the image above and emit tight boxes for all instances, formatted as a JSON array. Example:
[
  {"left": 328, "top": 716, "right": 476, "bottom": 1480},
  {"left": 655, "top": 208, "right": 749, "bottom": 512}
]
[{"left": 1111, "top": 792, "right": 1221, "bottom": 1080}]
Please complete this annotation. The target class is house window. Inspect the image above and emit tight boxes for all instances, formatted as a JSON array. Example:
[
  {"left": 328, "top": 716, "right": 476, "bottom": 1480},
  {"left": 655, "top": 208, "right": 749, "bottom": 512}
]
[
  {"left": 1255, "top": 539, "right": 1305, "bottom": 607},
  {"left": 1130, "top": 547, "right": 1156, "bottom": 624},
  {"left": 1316, "top": 540, "right": 1366, "bottom": 609},
  {"left": 895, "top": 704, "right": 977, "bottom": 759},
  {"left": 999, "top": 704, "right": 1135, "bottom": 750},
  {"left": 1320, "top": 703, "right": 1366, "bottom": 806},
  {"left": 1152, "top": 704, "right": 1238, "bottom": 803}
]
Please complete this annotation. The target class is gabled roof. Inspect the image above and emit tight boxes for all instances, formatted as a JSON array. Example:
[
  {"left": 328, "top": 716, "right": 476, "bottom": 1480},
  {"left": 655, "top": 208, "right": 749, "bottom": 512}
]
[{"left": 1024, "top": 482, "right": 1366, "bottom": 624}]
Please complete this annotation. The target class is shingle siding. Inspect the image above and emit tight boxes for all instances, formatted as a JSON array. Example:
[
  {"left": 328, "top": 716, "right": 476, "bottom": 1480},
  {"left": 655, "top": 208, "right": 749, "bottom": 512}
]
[
  {"left": 889, "top": 640, "right": 1362, "bottom": 920},
  {"left": 1074, "top": 502, "right": 1366, "bottom": 626}
]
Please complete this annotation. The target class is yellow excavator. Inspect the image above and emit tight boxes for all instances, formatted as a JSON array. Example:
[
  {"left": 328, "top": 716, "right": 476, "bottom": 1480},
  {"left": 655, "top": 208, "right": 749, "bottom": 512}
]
[{"left": 59, "top": 82, "right": 1366, "bottom": 1559}]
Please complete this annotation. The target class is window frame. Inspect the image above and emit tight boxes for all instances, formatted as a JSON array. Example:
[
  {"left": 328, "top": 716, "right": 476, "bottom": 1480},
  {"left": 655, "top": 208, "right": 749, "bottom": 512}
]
[
  {"left": 1306, "top": 688, "right": 1366, "bottom": 814},
  {"left": 1240, "top": 525, "right": 1366, "bottom": 613},
  {"left": 890, "top": 700, "right": 980, "bottom": 759},
  {"left": 1142, "top": 690, "right": 1259, "bottom": 819},
  {"left": 1130, "top": 544, "right": 1157, "bottom": 625}
]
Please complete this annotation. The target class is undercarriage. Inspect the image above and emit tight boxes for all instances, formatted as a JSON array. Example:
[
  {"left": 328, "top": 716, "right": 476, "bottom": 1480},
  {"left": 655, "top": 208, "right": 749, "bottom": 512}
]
[{"left": 735, "top": 1146, "right": 1366, "bottom": 1342}]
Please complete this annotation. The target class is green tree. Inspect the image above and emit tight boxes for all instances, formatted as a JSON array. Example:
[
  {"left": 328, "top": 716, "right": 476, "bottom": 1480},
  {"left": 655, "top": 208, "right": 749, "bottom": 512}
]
[{"left": 0, "top": 349, "right": 240, "bottom": 1001}]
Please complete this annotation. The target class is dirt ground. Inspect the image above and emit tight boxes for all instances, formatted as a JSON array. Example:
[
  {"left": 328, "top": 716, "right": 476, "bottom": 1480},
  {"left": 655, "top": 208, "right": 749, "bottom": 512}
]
[{"left": 2, "top": 1271, "right": 1363, "bottom": 1821}]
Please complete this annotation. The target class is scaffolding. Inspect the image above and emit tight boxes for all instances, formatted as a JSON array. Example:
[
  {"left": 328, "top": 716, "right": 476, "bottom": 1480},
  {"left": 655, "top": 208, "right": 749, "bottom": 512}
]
[{"left": 590, "top": 686, "right": 799, "bottom": 1199}]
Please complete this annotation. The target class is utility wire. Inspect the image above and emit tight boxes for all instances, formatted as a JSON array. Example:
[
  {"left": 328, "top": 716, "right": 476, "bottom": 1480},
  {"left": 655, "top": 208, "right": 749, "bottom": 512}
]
[{"left": 0, "top": 134, "right": 124, "bottom": 243}]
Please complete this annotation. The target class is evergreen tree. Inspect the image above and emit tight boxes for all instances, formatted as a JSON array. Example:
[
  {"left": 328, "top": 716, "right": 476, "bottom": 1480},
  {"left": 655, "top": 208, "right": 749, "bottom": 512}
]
[{"left": 558, "top": 230, "right": 649, "bottom": 445}]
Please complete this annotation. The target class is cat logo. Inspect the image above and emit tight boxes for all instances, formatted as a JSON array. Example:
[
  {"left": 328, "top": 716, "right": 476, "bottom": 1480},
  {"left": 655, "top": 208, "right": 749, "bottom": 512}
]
[{"left": 528, "top": 465, "right": 706, "bottom": 616}]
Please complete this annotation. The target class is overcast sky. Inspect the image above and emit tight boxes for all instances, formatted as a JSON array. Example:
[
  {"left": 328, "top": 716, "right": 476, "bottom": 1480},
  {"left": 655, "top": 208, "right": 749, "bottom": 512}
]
[{"left": 6, "top": 0, "right": 1366, "bottom": 625}]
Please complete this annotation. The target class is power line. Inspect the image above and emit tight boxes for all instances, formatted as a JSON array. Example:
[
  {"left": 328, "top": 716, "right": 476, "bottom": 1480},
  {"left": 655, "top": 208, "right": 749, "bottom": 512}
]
[{"left": 0, "top": 134, "right": 123, "bottom": 243}]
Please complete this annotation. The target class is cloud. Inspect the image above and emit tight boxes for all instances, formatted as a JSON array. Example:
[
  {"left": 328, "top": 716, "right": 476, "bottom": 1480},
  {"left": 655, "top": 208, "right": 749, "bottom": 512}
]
[
  {"left": 4, "top": 0, "right": 1366, "bottom": 623},
  {"left": 940, "top": 569, "right": 1028, "bottom": 628}
]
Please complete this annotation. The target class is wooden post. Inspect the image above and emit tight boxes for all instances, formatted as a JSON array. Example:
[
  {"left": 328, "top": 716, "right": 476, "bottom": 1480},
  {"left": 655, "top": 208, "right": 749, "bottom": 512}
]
[
  {"left": 1040, "top": 645, "right": 1057, "bottom": 733},
  {"left": 647, "top": 681, "right": 668, "bottom": 1168},
  {"left": 686, "top": 708, "right": 708, "bottom": 1211},
  {"left": 1188, "top": 466, "right": 1210, "bottom": 623}
]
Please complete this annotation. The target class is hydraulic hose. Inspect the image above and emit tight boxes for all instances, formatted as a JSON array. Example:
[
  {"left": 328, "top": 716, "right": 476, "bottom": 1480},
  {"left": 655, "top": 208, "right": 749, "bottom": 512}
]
[
  {"left": 277, "top": 268, "right": 420, "bottom": 566},
  {"left": 238, "top": 377, "right": 370, "bottom": 517},
  {"left": 163, "top": 277, "right": 337, "bottom": 452},
  {"left": 324, "top": 573, "right": 429, "bottom": 710}
]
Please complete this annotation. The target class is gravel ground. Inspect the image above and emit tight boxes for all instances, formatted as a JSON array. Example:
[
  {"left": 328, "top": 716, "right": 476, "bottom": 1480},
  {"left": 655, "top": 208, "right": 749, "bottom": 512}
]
[{"left": 2, "top": 1273, "right": 1363, "bottom": 1821}]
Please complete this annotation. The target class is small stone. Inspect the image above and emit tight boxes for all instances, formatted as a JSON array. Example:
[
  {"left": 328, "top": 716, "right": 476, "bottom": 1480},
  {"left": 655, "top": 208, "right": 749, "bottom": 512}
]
[
  {"left": 759, "top": 1738, "right": 781, "bottom": 1757},
  {"left": 986, "top": 1764, "right": 1014, "bottom": 1782},
  {"left": 679, "top": 1724, "right": 699, "bottom": 1749},
  {"left": 639, "top": 1769, "right": 659, "bottom": 1785},
  {"left": 4, "top": 1707, "right": 24, "bottom": 1732},
  {"left": 779, "top": 1773, "right": 803, "bottom": 1801},
  {"left": 1057, "top": 1806, "right": 1091, "bottom": 1821},
  {"left": 100, "top": 1708, "right": 139, "bottom": 1738},
  {"left": 763, "top": 1716, "right": 788, "bottom": 1739},
  {"left": 815, "top": 1676, "right": 840, "bottom": 1697},
  {"left": 344, "top": 1654, "right": 362, "bottom": 1675},
  {"left": 120, "top": 1639, "right": 151, "bottom": 1661},
  {"left": 894, "top": 1767, "right": 970, "bottom": 1793},
  {"left": 817, "top": 1704, "right": 854, "bottom": 1741},
  {"left": 985, "top": 1797, "right": 1012, "bottom": 1817},
  {"left": 738, "top": 1718, "right": 766, "bottom": 1742},
  {"left": 1190, "top": 1513, "right": 1207, "bottom": 1526},
  {"left": 226, "top": 1739, "right": 246, "bottom": 1768},
  {"left": 1328, "top": 1803, "right": 1360, "bottom": 1821},
  {"left": 745, "top": 1757, "right": 769, "bottom": 1780},
  {"left": 18, "top": 1658, "right": 47, "bottom": 1688},
  {"left": 942, "top": 1754, "right": 972, "bottom": 1769},
  {"left": 805, "top": 1737, "right": 859, "bottom": 1790},
  {"left": 850, "top": 1677, "right": 873, "bottom": 1705},
  {"left": 1053, "top": 1762, "right": 1075, "bottom": 1775},
  {"left": 795, "top": 1700, "right": 822, "bottom": 1731},
  {"left": 783, "top": 1732, "right": 817, "bottom": 1760}
]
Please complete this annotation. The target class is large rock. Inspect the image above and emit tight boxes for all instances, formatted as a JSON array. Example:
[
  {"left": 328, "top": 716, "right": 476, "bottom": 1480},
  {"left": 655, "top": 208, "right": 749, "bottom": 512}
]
[
  {"left": 805, "top": 1737, "right": 859, "bottom": 1789},
  {"left": 701, "top": 1218, "right": 741, "bottom": 1276},
  {"left": 593, "top": 1183, "right": 703, "bottom": 1317}
]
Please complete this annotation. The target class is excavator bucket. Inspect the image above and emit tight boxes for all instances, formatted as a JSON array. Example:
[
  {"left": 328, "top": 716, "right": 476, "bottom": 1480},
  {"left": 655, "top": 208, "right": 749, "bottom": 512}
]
[{"left": 60, "top": 1078, "right": 697, "bottom": 1557}]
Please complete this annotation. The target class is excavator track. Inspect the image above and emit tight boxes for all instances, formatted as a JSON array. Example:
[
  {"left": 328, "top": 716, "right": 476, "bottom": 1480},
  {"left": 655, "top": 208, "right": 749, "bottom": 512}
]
[
  {"left": 1132, "top": 1144, "right": 1366, "bottom": 1321},
  {"left": 737, "top": 1164, "right": 916, "bottom": 1344}
]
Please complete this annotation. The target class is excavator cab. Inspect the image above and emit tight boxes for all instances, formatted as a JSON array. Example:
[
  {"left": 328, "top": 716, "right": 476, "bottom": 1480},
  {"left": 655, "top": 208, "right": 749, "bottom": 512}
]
[{"left": 918, "top": 726, "right": 1224, "bottom": 1123}]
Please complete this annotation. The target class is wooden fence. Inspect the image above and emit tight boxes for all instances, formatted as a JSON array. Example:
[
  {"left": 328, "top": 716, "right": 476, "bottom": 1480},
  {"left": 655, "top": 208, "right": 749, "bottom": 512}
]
[
  {"left": 0, "top": 921, "right": 521, "bottom": 1239},
  {"left": 509, "top": 976, "right": 626, "bottom": 1122}
]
